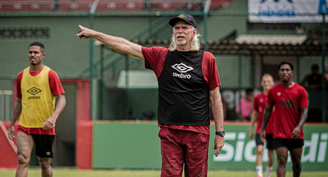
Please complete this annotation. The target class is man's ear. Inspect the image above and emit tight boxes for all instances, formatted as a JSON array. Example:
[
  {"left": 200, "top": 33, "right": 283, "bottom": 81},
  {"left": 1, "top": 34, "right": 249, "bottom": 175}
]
[{"left": 192, "top": 28, "right": 197, "bottom": 38}]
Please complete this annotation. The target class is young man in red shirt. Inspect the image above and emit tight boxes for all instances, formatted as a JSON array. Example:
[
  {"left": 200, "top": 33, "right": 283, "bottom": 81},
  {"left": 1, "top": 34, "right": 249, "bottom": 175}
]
[
  {"left": 249, "top": 73, "right": 275, "bottom": 177},
  {"left": 8, "top": 42, "right": 66, "bottom": 177},
  {"left": 261, "top": 61, "right": 308, "bottom": 177},
  {"left": 77, "top": 13, "right": 225, "bottom": 177}
]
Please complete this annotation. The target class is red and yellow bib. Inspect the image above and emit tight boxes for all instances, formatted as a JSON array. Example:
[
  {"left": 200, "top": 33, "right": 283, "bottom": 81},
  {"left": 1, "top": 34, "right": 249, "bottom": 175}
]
[{"left": 19, "top": 66, "right": 55, "bottom": 128}]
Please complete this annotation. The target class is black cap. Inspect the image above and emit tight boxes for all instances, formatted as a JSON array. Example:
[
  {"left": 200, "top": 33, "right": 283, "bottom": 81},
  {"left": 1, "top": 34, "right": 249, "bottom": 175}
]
[{"left": 169, "top": 13, "right": 197, "bottom": 28}]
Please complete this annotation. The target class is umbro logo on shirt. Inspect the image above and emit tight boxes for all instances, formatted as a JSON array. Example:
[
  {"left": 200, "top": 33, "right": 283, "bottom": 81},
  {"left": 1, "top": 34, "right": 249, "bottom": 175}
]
[
  {"left": 27, "top": 86, "right": 42, "bottom": 95},
  {"left": 277, "top": 92, "right": 281, "bottom": 96},
  {"left": 27, "top": 86, "right": 42, "bottom": 99},
  {"left": 172, "top": 63, "right": 193, "bottom": 73},
  {"left": 171, "top": 63, "right": 193, "bottom": 79}
]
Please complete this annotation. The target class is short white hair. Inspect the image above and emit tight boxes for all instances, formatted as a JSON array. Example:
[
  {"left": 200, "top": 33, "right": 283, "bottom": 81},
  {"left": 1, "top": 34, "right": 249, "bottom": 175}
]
[{"left": 169, "top": 26, "right": 201, "bottom": 51}]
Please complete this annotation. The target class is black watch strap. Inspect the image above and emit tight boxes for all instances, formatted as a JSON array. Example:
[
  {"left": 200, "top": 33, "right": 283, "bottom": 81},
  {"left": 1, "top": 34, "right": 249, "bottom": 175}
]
[{"left": 215, "top": 131, "right": 225, "bottom": 137}]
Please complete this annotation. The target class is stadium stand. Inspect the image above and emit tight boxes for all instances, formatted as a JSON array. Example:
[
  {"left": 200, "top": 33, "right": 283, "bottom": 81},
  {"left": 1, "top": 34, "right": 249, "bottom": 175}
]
[{"left": 0, "top": 0, "right": 234, "bottom": 11}]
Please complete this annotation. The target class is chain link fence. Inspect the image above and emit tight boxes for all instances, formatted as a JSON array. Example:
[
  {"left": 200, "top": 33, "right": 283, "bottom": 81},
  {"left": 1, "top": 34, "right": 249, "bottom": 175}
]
[{"left": 0, "top": 0, "right": 327, "bottom": 122}]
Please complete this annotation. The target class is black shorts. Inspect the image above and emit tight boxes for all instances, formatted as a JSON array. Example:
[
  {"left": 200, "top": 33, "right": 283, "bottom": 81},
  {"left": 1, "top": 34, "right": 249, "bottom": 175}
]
[
  {"left": 255, "top": 133, "right": 264, "bottom": 146},
  {"left": 31, "top": 134, "right": 55, "bottom": 158},
  {"left": 273, "top": 138, "right": 304, "bottom": 150},
  {"left": 255, "top": 133, "right": 274, "bottom": 150},
  {"left": 266, "top": 134, "right": 274, "bottom": 150}
]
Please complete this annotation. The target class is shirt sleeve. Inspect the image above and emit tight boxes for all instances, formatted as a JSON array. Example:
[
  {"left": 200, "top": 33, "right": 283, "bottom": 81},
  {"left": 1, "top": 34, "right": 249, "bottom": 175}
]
[
  {"left": 48, "top": 70, "right": 65, "bottom": 96},
  {"left": 141, "top": 46, "right": 168, "bottom": 78},
  {"left": 267, "top": 89, "right": 274, "bottom": 106},
  {"left": 299, "top": 87, "right": 309, "bottom": 108},
  {"left": 16, "top": 71, "right": 23, "bottom": 98},
  {"left": 253, "top": 95, "right": 259, "bottom": 111},
  {"left": 202, "top": 51, "right": 221, "bottom": 90}
]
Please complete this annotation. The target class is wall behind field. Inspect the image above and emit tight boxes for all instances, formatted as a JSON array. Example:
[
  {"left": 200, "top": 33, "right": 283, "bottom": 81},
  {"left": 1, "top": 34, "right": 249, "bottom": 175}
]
[{"left": 92, "top": 122, "right": 328, "bottom": 171}]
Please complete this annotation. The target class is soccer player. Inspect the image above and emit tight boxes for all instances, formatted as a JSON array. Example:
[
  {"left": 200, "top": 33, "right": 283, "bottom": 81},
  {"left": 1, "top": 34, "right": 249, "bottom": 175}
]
[
  {"left": 8, "top": 42, "right": 66, "bottom": 177},
  {"left": 249, "top": 73, "right": 275, "bottom": 177},
  {"left": 77, "top": 13, "right": 225, "bottom": 177},
  {"left": 261, "top": 61, "right": 308, "bottom": 177}
]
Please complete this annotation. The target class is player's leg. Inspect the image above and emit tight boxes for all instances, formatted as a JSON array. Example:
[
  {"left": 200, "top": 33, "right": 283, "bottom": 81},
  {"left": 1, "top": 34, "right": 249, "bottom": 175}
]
[
  {"left": 159, "top": 128, "right": 184, "bottom": 177},
  {"left": 289, "top": 139, "right": 304, "bottom": 177},
  {"left": 184, "top": 132, "right": 209, "bottom": 177},
  {"left": 34, "top": 135, "right": 55, "bottom": 177},
  {"left": 38, "top": 157, "right": 52, "bottom": 177},
  {"left": 15, "top": 131, "right": 34, "bottom": 177},
  {"left": 265, "top": 134, "right": 274, "bottom": 177},
  {"left": 273, "top": 138, "right": 289, "bottom": 177},
  {"left": 266, "top": 149, "right": 274, "bottom": 177},
  {"left": 290, "top": 147, "right": 303, "bottom": 177},
  {"left": 255, "top": 133, "right": 264, "bottom": 177},
  {"left": 275, "top": 147, "right": 288, "bottom": 177}
]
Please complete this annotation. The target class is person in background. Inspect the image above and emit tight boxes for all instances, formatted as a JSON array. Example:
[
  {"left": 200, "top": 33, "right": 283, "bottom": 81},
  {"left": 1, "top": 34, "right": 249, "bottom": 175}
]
[
  {"left": 249, "top": 73, "right": 275, "bottom": 177},
  {"left": 261, "top": 61, "right": 308, "bottom": 177},
  {"left": 8, "top": 42, "right": 66, "bottom": 177},
  {"left": 236, "top": 88, "right": 254, "bottom": 121},
  {"left": 300, "top": 63, "right": 322, "bottom": 90}
]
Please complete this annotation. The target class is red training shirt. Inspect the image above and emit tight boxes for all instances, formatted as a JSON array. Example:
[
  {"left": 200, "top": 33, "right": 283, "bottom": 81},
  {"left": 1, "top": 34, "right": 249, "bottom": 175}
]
[
  {"left": 253, "top": 92, "right": 274, "bottom": 134},
  {"left": 267, "top": 83, "right": 308, "bottom": 139}
]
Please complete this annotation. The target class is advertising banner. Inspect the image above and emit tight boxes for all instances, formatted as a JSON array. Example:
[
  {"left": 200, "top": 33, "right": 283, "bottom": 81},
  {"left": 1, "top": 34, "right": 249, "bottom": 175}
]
[
  {"left": 93, "top": 122, "right": 328, "bottom": 171},
  {"left": 209, "top": 124, "right": 328, "bottom": 170},
  {"left": 248, "top": 0, "right": 328, "bottom": 23}
]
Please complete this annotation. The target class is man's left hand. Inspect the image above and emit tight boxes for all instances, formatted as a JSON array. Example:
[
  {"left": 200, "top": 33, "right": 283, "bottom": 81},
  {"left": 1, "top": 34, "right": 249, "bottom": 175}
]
[
  {"left": 292, "top": 126, "right": 301, "bottom": 138},
  {"left": 43, "top": 117, "right": 56, "bottom": 130},
  {"left": 214, "top": 135, "right": 225, "bottom": 157}
]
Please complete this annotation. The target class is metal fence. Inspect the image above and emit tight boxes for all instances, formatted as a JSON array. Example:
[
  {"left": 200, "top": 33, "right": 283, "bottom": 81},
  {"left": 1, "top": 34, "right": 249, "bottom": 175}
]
[
  {"left": 0, "top": 0, "right": 327, "bottom": 122},
  {"left": 0, "top": 90, "right": 12, "bottom": 121}
]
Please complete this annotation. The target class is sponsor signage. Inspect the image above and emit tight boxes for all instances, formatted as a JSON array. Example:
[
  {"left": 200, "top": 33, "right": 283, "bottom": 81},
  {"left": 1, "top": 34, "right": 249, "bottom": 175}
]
[
  {"left": 93, "top": 123, "right": 328, "bottom": 171},
  {"left": 208, "top": 124, "right": 328, "bottom": 171},
  {"left": 249, "top": 0, "right": 328, "bottom": 23}
]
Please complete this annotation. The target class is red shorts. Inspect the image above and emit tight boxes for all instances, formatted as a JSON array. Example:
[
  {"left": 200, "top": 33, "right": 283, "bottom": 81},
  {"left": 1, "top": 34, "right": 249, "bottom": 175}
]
[{"left": 159, "top": 127, "right": 209, "bottom": 177}]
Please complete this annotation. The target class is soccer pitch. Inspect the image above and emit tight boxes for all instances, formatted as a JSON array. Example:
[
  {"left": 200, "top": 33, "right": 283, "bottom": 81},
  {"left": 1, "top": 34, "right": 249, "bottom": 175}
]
[{"left": 0, "top": 168, "right": 328, "bottom": 177}]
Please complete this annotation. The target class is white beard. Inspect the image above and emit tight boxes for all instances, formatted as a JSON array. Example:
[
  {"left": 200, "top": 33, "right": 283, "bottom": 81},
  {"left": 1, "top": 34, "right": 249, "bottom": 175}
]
[{"left": 175, "top": 38, "right": 187, "bottom": 45}]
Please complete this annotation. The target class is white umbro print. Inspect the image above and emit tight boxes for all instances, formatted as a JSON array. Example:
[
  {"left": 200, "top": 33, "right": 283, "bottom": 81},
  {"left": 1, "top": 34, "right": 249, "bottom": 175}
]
[
  {"left": 171, "top": 63, "right": 193, "bottom": 79},
  {"left": 171, "top": 63, "right": 193, "bottom": 73},
  {"left": 277, "top": 92, "right": 281, "bottom": 96}
]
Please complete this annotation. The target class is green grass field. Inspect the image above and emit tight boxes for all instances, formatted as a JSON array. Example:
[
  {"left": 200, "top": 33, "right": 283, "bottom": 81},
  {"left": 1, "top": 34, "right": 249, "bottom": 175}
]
[{"left": 0, "top": 168, "right": 328, "bottom": 177}]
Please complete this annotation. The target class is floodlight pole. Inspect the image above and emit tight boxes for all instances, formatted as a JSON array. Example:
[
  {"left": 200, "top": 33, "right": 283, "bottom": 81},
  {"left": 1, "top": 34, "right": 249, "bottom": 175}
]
[
  {"left": 89, "top": 0, "right": 99, "bottom": 120},
  {"left": 322, "top": 3, "right": 327, "bottom": 122},
  {"left": 203, "top": 0, "right": 211, "bottom": 51}
]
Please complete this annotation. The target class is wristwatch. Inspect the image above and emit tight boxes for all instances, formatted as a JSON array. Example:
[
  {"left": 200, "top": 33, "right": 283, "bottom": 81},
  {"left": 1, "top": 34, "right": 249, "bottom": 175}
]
[{"left": 215, "top": 130, "right": 225, "bottom": 137}]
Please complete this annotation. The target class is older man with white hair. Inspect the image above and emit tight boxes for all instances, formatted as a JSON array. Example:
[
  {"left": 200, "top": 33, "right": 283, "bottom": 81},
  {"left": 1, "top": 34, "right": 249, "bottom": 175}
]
[{"left": 77, "top": 13, "right": 225, "bottom": 177}]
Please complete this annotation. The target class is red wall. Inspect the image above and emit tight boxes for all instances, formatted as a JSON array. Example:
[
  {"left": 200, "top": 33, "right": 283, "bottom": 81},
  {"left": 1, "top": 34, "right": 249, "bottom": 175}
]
[
  {"left": 0, "top": 121, "right": 18, "bottom": 168},
  {"left": 61, "top": 79, "right": 92, "bottom": 169}
]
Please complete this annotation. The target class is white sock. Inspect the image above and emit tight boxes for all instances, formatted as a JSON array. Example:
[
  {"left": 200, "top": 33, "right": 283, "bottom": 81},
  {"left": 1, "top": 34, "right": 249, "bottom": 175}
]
[
  {"left": 256, "top": 165, "right": 263, "bottom": 177},
  {"left": 266, "top": 166, "right": 273, "bottom": 177}
]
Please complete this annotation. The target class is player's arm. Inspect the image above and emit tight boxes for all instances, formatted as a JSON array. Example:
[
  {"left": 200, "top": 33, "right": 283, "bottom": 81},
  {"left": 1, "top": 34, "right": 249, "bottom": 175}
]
[
  {"left": 260, "top": 103, "right": 273, "bottom": 142},
  {"left": 43, "top": 94, "right": 66, "bottom": 130},
  {"left": 298, "top": 107, "right": 308, "bottom": 128},
  {"left": 8, "top": 97, "right": 22, "bottom": 140},
  {"left": 210, "top": 87, "right": 225, "bottom": 157},
  {"left": 261, "top": 103, "right": 273, "bottom": 132},
  {"left": 292, "top": 88, "right": 309, "bottom": 138},
  {"left": 249, "top": 110, "right": 258, "bottom": 139},
  {"left": 291, "top": 107, "right": 308, "bottom": 138},
  {"left": 77, "top": 25, "right": 144, "bottom": 60}
]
